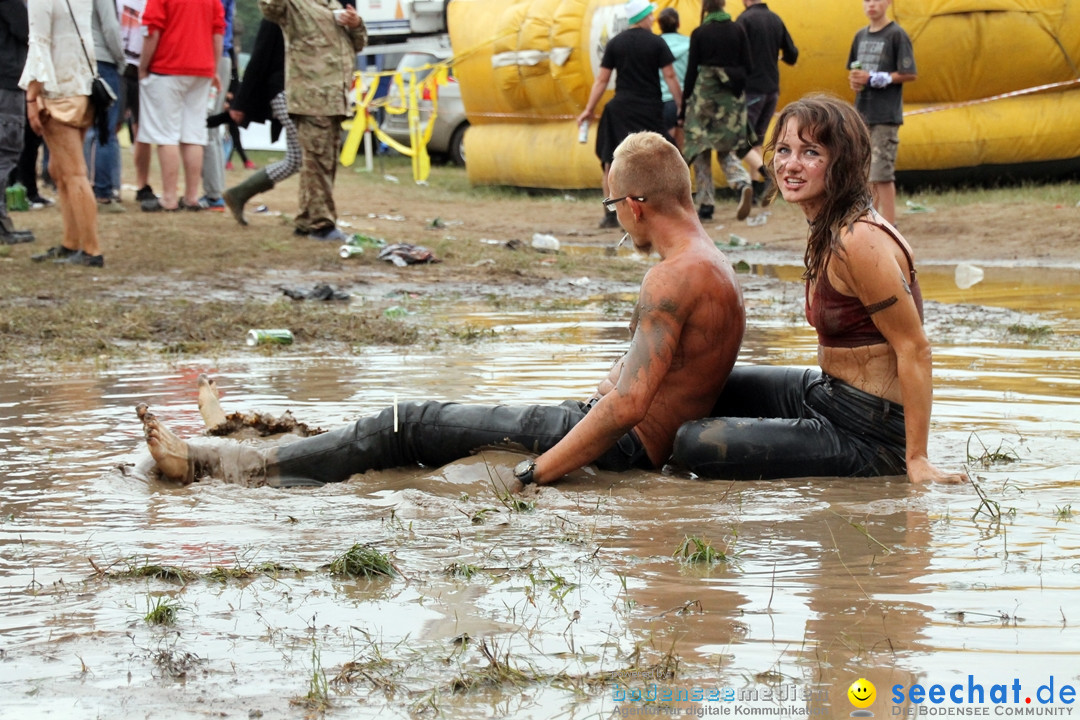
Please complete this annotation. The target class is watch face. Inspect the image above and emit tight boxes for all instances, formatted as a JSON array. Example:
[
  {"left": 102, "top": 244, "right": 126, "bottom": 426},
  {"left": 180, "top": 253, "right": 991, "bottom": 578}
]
[{"left": 514, "top": 459, "right": 535, "bottom": 483}]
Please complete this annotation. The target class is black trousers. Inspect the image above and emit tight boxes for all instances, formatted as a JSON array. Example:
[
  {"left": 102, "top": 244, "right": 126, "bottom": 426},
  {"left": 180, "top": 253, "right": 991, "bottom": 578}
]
[
  {"left": 672, "top": 366, "right": 907, "bottom": 480},
  {"left": 268, "top": 400, "right": 652, "bottom": 487}
]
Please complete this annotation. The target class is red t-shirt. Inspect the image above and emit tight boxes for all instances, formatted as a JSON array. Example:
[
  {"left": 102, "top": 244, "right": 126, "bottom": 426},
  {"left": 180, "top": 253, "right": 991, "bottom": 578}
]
[{"left": 142, "top": 0, "right": 225, "bottom": 77}]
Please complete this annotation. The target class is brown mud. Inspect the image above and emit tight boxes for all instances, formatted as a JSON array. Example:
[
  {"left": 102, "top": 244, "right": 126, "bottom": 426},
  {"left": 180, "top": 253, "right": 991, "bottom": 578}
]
[{"left": 2, "top": 159, "right": 1080, "bottom": 719}]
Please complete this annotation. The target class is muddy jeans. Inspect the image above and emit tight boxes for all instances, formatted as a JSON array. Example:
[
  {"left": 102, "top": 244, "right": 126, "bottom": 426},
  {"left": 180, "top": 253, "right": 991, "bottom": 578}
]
[
  {"left": 672, "top": 366, "right": 907, "bottom": 480},
  {"left": 190, "top": 400, "right": 652, "bottom": 487}
]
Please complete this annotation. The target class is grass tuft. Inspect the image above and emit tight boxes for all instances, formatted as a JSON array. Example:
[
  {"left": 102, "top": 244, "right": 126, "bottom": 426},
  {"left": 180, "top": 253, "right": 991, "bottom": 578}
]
[
  {"left": 327, "top": 544, "right": 397, "bottom": 579},
  {"left": 673, "top": 535, "right": 730, "bottom": 565},
  {"left": 966, "top": 432, "right": 1020, "bottom": 467},
  {"left": 144, "top": 596, "right": 182, "bottom": 626}
]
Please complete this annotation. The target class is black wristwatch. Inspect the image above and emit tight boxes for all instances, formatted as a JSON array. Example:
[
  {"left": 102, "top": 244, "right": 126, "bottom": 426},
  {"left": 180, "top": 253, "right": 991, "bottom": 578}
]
[{"left": 514, "top": 459, "right": 537, "bottom": 486}]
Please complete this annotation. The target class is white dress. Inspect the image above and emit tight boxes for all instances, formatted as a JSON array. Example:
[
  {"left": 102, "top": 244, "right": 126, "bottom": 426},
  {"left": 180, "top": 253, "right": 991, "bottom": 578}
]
[{"left": 19, "top": 0, "right": 96, "bottom": 99}]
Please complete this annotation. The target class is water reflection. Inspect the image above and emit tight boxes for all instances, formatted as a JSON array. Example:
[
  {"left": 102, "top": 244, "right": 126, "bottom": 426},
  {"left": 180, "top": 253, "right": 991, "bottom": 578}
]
[{"left": 2, "top": 265, "right": 1080, "bottom": 717}]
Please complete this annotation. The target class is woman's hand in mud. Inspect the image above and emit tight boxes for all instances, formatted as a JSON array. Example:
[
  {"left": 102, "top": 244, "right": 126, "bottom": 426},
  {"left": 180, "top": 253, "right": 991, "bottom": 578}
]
[{"left": 907, "top": 456, "right": 968, "bottom": 485}]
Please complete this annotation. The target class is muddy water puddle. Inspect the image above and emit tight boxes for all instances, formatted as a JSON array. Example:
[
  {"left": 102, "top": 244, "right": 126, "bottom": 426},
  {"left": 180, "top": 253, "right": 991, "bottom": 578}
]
[{"left": 3, "top": 264, "right": 1080, "bottom": 718}]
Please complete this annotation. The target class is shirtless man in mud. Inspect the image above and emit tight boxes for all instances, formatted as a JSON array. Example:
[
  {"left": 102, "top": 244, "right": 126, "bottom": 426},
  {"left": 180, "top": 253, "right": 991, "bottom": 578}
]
[{"left": 138, "top": 131, "right": 746, "bottom": 488}]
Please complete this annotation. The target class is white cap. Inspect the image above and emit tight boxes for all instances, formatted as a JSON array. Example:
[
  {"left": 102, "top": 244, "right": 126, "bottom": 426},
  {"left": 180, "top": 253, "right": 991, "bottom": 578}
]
[{"left": 624, "top": 0, "right": 657, "bottom": 25}]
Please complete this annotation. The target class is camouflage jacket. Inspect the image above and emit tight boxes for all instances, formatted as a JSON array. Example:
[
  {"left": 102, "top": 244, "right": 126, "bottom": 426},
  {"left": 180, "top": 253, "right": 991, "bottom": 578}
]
[{"left": 259, "top": 0, "right": 365, "bottom": 117}]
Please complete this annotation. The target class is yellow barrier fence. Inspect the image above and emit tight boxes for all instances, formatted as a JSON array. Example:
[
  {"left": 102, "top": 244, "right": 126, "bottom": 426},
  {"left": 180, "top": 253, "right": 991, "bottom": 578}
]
[{"left": 340, "top": 63, "right": 451, "bottom": 183}]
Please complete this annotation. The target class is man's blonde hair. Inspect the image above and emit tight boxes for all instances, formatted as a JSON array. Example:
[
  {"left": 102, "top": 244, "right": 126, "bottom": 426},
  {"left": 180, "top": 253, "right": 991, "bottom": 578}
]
[{"left": 610, "top": 132, "right": 691, "bottom": 210}]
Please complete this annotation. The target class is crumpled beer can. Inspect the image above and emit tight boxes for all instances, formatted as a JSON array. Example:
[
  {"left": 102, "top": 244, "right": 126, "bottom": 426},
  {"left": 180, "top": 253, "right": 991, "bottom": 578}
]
[
  {"left": 339, "top": 244, "right": 365, "bottom": 258},
  {"left": 246, "top": 329, "right": 294, "bottom": 346}
]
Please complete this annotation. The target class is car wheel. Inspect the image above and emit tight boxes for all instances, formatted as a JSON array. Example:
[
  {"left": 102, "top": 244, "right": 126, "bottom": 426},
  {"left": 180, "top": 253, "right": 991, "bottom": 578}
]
[{"left": 449, "top": 122, "right": 468, "bottom": 167}]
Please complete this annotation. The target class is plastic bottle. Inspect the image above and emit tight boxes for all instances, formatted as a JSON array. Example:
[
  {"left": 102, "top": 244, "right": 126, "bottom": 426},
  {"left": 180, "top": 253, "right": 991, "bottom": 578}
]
[
  {"left": 531, "top": 232, "right": 560, "bottom": 253},
  {"left": 7, "top": 183, "right": 29, "bottom": 212},
  {"left": 954, "top": 264, "right": 984, "bottom": 290}
]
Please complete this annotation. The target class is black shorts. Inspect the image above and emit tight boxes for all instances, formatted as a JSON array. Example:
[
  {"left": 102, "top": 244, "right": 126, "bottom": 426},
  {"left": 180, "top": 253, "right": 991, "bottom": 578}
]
[{"left": 744, "top": 92, "right": 779, "bottom": 146}]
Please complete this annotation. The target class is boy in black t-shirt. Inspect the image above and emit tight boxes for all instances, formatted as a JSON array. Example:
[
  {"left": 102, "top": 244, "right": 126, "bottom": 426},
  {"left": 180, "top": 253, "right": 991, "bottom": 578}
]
[{"left": 847, "top": 0, "right": 916, "bottom": 225}]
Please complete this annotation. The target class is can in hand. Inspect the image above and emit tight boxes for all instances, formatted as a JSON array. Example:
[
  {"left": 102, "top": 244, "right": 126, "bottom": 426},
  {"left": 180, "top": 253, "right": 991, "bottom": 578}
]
[
  {"left": 578, "top": 120, "right": 589, "bottom": 144},
  {"left": 246, "top": 329, "right": 294, "bottom": 346}
]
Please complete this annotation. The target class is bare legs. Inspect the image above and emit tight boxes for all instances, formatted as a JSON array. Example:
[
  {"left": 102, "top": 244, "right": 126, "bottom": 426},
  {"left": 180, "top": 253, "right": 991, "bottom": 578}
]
[
  {"left": 42, "top": 121, "right": 100, "bottom": 255},
  {"left": 134, "top": 139, "right": 151, "bottom": 190},
  {"left": 197, "top": 374, "right": 226, "bottom": 428},
  {"left": 138, "top": 377, "right": 280, "bottom": 486},
  {"left": 154, "top": 142, "right": 204, "bottom": 209},
  {"left": 137, "top": 403, "right": 193, "bottom": 483},
  {"left": 180, "top": 142, "right": 203, "bottom": 206}
]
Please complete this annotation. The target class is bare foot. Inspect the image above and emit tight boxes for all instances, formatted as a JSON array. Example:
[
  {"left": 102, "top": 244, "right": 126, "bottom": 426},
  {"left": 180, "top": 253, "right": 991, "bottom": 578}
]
[
  {"left": 137, "top": 403, "right": 192, "bottom": 483},
  {"left": 197, "top": 374, "right": 227, "bottom": 429}
]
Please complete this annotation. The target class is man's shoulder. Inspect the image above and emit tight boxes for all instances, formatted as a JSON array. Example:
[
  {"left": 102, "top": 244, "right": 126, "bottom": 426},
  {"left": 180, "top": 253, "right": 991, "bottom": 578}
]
[{"left": 647, "top": 244, "right": 733, "bottom": 291}]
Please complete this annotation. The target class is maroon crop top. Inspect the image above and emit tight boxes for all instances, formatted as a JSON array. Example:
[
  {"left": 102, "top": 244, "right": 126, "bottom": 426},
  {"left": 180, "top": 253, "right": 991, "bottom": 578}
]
[{"left": 805, "top": 219, "right": 924, "bottom": 349}]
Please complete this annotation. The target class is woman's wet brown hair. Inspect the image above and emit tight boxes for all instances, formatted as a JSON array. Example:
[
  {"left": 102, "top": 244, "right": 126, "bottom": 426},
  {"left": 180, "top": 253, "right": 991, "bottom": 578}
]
[{"left": 763, "top": 93, "right": 875, "bottom": 282}]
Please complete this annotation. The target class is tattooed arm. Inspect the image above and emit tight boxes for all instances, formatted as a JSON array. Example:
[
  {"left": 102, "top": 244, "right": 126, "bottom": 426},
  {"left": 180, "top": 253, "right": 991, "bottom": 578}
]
[{"left": 532, "top": 264, "right": 686, "bottom": 484}]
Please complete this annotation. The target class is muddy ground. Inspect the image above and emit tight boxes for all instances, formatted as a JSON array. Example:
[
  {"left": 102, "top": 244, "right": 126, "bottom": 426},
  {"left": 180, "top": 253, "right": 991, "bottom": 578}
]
[{"left": 2, "top": 155, "right": 1079, "bottom": 364}]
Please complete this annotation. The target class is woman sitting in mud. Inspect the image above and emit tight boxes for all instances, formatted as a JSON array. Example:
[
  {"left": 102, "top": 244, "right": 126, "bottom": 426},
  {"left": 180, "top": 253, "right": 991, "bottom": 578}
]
[
  {"left": 678, "top": 91, "right": 967, "bottom": 483},
  {"left": 673, "top": 93, "right": 966, "bottom": 484}
]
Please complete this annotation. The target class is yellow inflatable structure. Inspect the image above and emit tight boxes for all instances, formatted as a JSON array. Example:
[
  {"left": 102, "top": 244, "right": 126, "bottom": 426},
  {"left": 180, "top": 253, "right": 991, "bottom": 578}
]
[{"left": 447, "top": 0, "right": 1080, "bottom": 188}]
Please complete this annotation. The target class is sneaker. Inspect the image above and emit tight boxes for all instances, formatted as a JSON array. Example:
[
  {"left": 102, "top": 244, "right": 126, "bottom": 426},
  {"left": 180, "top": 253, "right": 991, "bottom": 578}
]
[
  {"left": 736, "top": 184, "right": 753, "bottom": 221},
  {"left": 178, "top": 198, "right": 206, "bottom": 212},
  {"left": 97, "top": 197, "right": 126, "bottom": 213},
  {"left": 199, "top": 195, "right": 226, "bottom": 212},
  {"left": 27, "top": 195, "right": 55, "bottom": 209},
  {"left": 598, "top": 211, "right": 620, "bottom": 229},
  {"left": 244, "top": 160, "right": 257, "bottom": 170},
  {"left": 697, "top": 204, "right": 714, "bottom": 221},
  {"left": 135, "top": 185, "right": 156, "bottom": 202},
  {"left": 31, "top": 245, "right": 76, "bottom": 262},
  {"left": 225, "top": 161, "right": 235, "bottom": 171},
  {"left": 308, "top": 225, "right": 349, "bottom": 242},
  {"left": 54, "top": 250, "right": 104, "bottom": 267}
]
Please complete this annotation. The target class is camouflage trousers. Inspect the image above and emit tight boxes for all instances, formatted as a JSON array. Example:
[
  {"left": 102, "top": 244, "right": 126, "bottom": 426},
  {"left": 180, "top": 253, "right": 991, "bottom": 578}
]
[
  {"left": 691, "top": 149, "right": 751, "bottom": 208},
  {"left": 681, "top": 66, "right": 749, "bottom": 161},
  {"left": 293, "top": 114, "right": 344, "bottom": 233}
]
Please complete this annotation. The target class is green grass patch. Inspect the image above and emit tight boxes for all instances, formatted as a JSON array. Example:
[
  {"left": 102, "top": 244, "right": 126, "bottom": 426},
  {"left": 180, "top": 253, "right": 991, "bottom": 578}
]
[
  {"left": 327, "top": 544, "right": 397, "bottom": 579},
  {"left": 144, "top": 596, "right": 182, "bottom": 626}
]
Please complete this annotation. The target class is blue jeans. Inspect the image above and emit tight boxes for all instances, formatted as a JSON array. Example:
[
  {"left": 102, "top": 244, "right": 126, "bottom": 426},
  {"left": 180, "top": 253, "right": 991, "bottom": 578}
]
[
  {"left": 673, "top": 366, "right": 908, "bottom": 480},
  {"left": 82, "top": 62, "right": 122, "bottom": 199}
]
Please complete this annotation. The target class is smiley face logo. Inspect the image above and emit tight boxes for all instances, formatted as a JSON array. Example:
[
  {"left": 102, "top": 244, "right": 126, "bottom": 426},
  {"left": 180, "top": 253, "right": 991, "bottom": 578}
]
[{"left": 848, "top": 677, "right": 876, "bottom": 709}]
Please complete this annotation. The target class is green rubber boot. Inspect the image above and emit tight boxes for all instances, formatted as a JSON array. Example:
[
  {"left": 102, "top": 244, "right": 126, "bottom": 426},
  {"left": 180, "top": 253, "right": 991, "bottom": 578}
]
[{"left": 223, "top": 169, "right": 274, "bottom": 226}]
